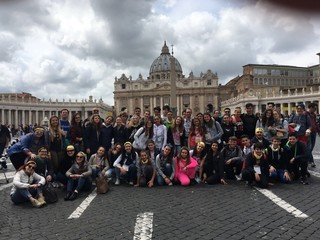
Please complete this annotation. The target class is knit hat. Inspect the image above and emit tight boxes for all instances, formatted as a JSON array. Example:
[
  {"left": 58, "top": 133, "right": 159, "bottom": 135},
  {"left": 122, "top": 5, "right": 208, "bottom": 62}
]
[
  {"left": 124, "top": 142, "right": 132, "bottom": 146},
  {"left": 66, "top": 145, "right": 75, "bottom": 151}
]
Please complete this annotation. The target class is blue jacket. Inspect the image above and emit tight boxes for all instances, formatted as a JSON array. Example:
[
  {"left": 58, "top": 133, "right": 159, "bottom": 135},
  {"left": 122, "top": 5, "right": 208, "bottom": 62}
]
[{"left": 7, "top": 133, "right": 46, "bottom": 156}]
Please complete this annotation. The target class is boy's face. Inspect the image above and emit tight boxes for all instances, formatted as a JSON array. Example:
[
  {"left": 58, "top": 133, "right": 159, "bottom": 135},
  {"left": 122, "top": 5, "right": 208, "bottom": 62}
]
[
  {"left": 288, "top": 136, "right": 298, "bottom": 145},
  {"left": 241, "top": 138, "right": 250, "bottom": 147},
  {"left": 228, "top": 139, "right": 237, "bottom": 148},
  {"left": 39, "top": 150, "right": 48, "bottom": 159},
  {"left": 254, "top": 148, "right": 262, "bottom": 156},
  {"left": 272, "top": 139, "right": 280, "bottom": 148}
]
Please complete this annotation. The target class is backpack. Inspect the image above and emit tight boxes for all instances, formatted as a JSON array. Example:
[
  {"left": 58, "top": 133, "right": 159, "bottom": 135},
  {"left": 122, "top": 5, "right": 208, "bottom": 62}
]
[{"left": 42, "top": 182, "right": 58, "bottom": 204}]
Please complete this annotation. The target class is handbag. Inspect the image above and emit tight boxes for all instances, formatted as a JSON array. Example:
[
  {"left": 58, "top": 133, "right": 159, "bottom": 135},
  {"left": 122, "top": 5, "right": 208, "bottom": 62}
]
[
  {"left": 96, "top": 176, "right": 109, "bottom": 194},
  {"left": 42, "top": 182, "right": 58, "bottom": 203}
]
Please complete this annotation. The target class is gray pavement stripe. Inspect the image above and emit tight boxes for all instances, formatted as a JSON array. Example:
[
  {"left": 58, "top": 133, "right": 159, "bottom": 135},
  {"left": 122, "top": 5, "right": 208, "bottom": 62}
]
[
  {"left": 309, "top": 170, "right": 320, "bottom": 178},
  {"left": 133, "top": 212, "right": 154, "bottom": 240},
  {"left": 67, "top": 188, "right": 97, "bottom": 219},
  {"left": 0, "top": 182, "right": 13, "bottom": 191},
  {"left": 0, "top": 171, "right": 15, "bottom": 181},
  {"left": 255, "top": 187, "right": 308, "bottom": 218}
]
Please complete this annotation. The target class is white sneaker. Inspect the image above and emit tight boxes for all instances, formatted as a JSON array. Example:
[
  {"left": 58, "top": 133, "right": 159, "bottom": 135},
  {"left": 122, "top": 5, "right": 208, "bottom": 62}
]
[
  {"left": 129, "top": 181, "right": 134, "bottom": 186},
  {"left": 235, "top": 174, "right": 242, "bottom": 181},
  {"left": 115, "top": 179, "right": 120, "bottom": 185}
]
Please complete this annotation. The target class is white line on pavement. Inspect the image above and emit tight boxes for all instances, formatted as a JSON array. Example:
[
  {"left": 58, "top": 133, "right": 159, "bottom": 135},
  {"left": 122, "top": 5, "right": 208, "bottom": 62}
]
[
  {"left": 0, "top": 171, "right": 15, "bottom": 181},
  {"left": 309, "top": 170, "right": 320, "bottom": 178},
  {"left": 256, "top": 188, "right": 308, "bottom": 218},
  {"left": 68, "top": 188, "right": 97, "bottom": 219},
  {"left": 133, "top": 212, "right": 154, "bottom": 240}
]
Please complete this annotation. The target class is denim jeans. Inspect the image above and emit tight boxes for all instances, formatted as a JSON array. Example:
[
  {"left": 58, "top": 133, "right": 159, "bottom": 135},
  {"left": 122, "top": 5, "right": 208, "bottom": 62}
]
[
  {"left": 307, "top": 132, "right": 316, "bottom": 164},
  {"left": 11, "top": 186, "right": 42, "bottom": 204},
  {"left": 156, "top": 163, "right": 173, "bottom": 186},
  {"left": 67, "top": 177, "right": 92, "bottom": 192},
  {"left": 269, "top": 169, "right": 290, "bottom": 183},
  {"left": 91, "top": 166, "right": 102, "bottom": 180},
  {"left": 106, "top": 168, "right": 116, "bottom": 179},
  {"left": 115, "top": 164, "right": 137, "bottom": 183}
]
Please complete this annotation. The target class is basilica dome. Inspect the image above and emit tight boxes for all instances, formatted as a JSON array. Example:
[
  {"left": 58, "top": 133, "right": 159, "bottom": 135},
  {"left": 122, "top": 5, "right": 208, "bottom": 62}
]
[{"left": 149, "top": 41, "right": 183, "bottom": 76}]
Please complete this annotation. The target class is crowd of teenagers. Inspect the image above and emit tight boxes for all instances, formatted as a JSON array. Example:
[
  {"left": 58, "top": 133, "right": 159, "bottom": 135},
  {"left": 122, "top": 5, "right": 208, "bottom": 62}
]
[{"left": 4, "top": 102, "right": 320, "bottom": 208}]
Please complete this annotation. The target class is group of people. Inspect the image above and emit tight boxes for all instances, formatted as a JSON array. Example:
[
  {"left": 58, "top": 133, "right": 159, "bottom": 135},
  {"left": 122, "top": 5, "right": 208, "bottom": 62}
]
[{"left": 4, "top": 102, "right": 319, "bottom": 208}]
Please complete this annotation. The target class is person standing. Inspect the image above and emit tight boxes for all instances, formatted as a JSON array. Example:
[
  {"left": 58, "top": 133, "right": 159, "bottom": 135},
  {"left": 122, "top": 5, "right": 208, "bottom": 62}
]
[
  {"left": 0, "top": 124, "right": 11, "bottom": 169},
  {"left": 241, "top": 103, "right": 259, "bottom": 140},
  {"left": 60, "top": 109, "right": 71, "bottom": 141}
]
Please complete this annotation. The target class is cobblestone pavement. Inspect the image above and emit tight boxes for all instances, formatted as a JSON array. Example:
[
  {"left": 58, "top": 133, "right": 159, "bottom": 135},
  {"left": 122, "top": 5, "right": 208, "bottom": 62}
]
[{"left": 1, "top": 138, "right": 320, "bottom": 240}]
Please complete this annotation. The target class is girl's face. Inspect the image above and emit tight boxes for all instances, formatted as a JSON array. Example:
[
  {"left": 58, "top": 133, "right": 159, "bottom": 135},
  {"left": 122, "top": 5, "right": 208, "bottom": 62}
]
[
  {"left": 116, "top": 117, "right": 122, "bottom": 125},
  {"left": 211, "top": 143, "right": 219, "bottom": 152},
  {"left": 148, "top": 143, "right": 155, "bottom": 150},
  {"left": 154, "top": 117, "right": 161, "bottom": 125},
  {"left": 204, "top": 114, "right": 211, "bottom": 122},
  {"left": 93, "top": 116, "right": 100, "bottom": 124},
  {"left": 180, "top": 149, "right": 188, "bottom": 159},
  {"left": 273, "top": 111, "right": 279, "bottom": 120},
  {"left": 193, "top": 118, "right": 200, "bottom": 126},
  {"left": 34, "top": 129, "right": 44, "bottom": 138},
  {"left": 140, "top": 152, "right": 147, "bottom": 160},
  {"left": 146, "top": 120, "right": 153, "bottom": 128},
  {"left": 163, "top": 146, "right": 171, "bottom": 156},
  {"left": 76, "top": 154, "right": 84, "bottom": 163},
  {"left": 25, "top": 163, "right": 36, "bottom": 174},
  {"left": 115, "top": 144, "right": 122, "bottom": 153},
  {"left": 50, "top": 117, "right": 59, "bottom": 126},
  {"left": 235, "top": 109, "right": 241, "bottom": 116},
  {"left": 125, "top": 144, "right": 132, "bottom": 152},
  {"left": 196, "top": 144, "right": 204, "bottom": 152},
  {"left": 175, "top": 117, "right": 182, "bottom": 125},
  {"left": 67, "top": 148, "right": 75, "bottom": 156},
  {"left": 75, "top": 114, "right": 81, "bottom": 123},
  {"left": 97, "top": 147, "right": 105, "bottom": 157},
  {"left": 266, "top": 111, "right": 272, "bottom": 118}
]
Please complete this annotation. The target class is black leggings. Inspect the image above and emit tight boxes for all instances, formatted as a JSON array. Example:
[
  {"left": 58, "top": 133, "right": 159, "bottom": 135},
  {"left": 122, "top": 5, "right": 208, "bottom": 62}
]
[{"left": 10, "top": 152, "right": 28, "bottom": 170}]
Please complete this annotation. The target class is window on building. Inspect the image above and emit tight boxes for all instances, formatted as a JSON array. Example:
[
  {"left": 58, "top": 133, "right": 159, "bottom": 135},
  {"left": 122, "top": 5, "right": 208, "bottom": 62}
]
[
  {"left": 182, "top": 94, "right": 190, "bottom": 105},
  {"left": 267, "top": 69, "right": 271, "bottom": 75},
  {"left": 143, "top": 96, "right": 150, "bottom": 106},
  {"left": 121, "top": 84, "right": 126, "bottom": 89},
  {"left": 207, "top": 80, "right": 212, "bottom": 85}
]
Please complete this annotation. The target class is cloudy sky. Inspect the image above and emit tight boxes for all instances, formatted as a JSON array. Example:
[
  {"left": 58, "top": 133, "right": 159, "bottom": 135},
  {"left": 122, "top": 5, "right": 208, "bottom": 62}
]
[{"left": 1, "top": 0, "right": 320, "bottom": 106}]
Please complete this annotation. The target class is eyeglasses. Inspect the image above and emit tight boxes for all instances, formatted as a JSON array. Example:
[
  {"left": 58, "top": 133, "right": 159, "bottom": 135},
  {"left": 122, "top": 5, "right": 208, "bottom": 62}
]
[
  {"left": 67, "top": 150, "right": 75, "bottom": 153},
  {"left": 27, "top": 165, "right": 35, "bottom": 170},
  {"left": 256, "top": 131, "right": 263, "bottom": 133}
]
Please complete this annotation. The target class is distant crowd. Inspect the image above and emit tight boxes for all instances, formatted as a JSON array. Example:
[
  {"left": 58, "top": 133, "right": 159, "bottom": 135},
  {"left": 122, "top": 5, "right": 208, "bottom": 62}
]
[{"left": 1, "top": 101, "right": 319, "bottom": 208}]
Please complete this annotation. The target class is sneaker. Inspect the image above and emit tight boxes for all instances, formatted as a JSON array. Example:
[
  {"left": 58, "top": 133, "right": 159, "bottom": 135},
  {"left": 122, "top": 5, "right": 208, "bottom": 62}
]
[
  {"left": 195, "top": 177, "right": 201, "bottom": 183},
  {"left": 235, "top": 174, "right": 242, "bottom": 181},
  {"left": 129, "top": 181, "right": 134, "bottom": 186},
  {"left": 64, "top": 192, "right": 72, "bottom": 201},
  {"left": 115, "top": 179, "right": 120, "bottom": 185},
  {"left": 107, "top": 177, "right": 112, "bottom": 183},
  {"left": 69, "top": 191, "right": 78, "bottom": 201},
  {"left": 300, "top": 177, "right": 309, "bottom": 185},
  {"left": 311, "top": 163, "right": 316, "bottom": 168}
]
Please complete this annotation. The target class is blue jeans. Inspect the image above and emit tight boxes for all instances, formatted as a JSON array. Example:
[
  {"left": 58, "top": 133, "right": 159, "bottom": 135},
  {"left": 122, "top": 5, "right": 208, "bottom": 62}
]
[
  {"left": 67, "top": 177, "right": 92, "bottom": 192},
  {"left": 173, "top": 145, "right": 181, "bottom": 157},
  {"left": 307, "top": 132, "right": 316, "bottom": 164},
  {"left": 115, "top": 164, "right": 137, "bottom": 183},
  {"left": 11, "top": 186, "right": 42, "bottom": 204},
  {"left": 270, "top": 169, "right": 290, "bottom": 183},
  {"left": 91, "top": 166, "right": 102, "bottom": 180},
  {"left": 106, "top": 168, "right": 116, "bottom": 179},
  {"left": 156, "top": 163, "right": 173, "bottom": 186}
]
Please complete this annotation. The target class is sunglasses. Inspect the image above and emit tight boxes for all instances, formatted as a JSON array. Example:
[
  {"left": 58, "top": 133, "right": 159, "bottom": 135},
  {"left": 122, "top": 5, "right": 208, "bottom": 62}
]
[
  {"left": 67, "top": 150, "right": 75, "bottom": 153},
  {"left": 27, "top": 165, "right": 36, "bottom": 170},
  {"left": 76, "top": 155, "right": 83, "bottom": 158}
]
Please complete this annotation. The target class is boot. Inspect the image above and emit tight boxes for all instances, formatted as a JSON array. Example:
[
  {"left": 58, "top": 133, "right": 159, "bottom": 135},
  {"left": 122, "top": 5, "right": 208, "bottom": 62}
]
[
  {"left": 37, "top": 194, "right": 46, "bottom": 205},
  {"left": 30, "top": 198, "right": 43, "bottom": 208}
]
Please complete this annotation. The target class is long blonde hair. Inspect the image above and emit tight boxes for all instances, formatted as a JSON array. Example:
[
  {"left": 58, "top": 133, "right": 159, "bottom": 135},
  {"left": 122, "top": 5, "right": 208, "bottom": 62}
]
[{"left": 49, "top": 115, "right": 64, "bottom": 142}]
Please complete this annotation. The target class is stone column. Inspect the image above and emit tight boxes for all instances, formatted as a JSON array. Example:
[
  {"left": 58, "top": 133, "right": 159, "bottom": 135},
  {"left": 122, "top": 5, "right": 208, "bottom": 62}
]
[
  {"left": 15, "top": 109, "right": 18, "bottom": 126},
  {"left": 36, "top": 111, "right": 39, "bottom": 125},
  {"left": 8, "top": 109, "right": 11, "bottom": 125},
  {"left": 29, "top": 110, "right": 32, "bottom": 125},
  {"left": 22, "top": 110, "right": 25, "bottom": 125}
]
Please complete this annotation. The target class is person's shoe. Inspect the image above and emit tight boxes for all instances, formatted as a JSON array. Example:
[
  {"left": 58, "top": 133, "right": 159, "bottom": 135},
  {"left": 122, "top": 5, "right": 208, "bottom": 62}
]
[
  {"left": 235, "top": 174, "right": 242, "bottom": 181},
  {"left": 37, "top": 195, "right": 46, "bottom": 205},
  {"left": 64, "top": 192, "right": 72, "bottom": 201},
  {"left": 246, "top": 181, "right": 253, "bottom": 187},
  {"left": 129, "top": 181, "right": 134, "bottom": 186},
  {"left": 30, "top": 198, "right": 43, "bottom": 208},
  {"left": 69, "top": 191, "right": 78, "bottom": 201},
  {"left": 300, "top": 177, "right": 309, "bottom": 185},
  {"left": 107, "top": 177, "right": 112, "bottom": 183},
  {"left": 195, "top": 177, "right": 201, "bottom": 183},
  {"left": 306, "top": 171, "right": 311, "bottom": 178},
  {"left": 311, "top": 163, "right": 316, "bottom": 168},
  {"left": 115, "top": 178, "right": 120, "bottom": 185}
]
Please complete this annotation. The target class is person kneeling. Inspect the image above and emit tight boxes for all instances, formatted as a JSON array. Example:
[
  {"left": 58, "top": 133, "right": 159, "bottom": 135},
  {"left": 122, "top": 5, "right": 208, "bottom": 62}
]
[
  {"left": 242, "top": 142, "right": 269, "bottom": 188},
  {"left": 134, "top": 150, "right": 155, "bottom": 188},
  {"left": 65, "top": 151, "right": 92, "bottom": 201}
]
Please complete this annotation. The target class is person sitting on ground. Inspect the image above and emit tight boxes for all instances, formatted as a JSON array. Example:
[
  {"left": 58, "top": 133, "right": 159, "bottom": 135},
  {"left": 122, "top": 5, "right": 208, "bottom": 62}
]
[
  {"left": 134, "top": 150, "right": 156, "bottom": 188},
  {"left": 56, "top": 145, "right": 77, "bottom": 186},
  {"left": 265, "top": 137, "right": 291, "bottom": 184},
  {"left": 34, "top": 147, "right": 54, "bottom": 184},
  {"left": 155, "top": 144, "right": 175, "bottom": 186},
  {"left": 201, "top": 142, "right": 227, "bottom": 185},
  {"left": 10, "top": 160, "right": 46, "bottom": 208},
  {"left": 242, "top": 142, "right": 269, "bottom": 188},
  {"left": 189, "top": 141, "right": 207, "bottom": 183},
  {"left": 104, "top": 143, "right": 122, "bottom": 182},
  {"left": 64, "top": 151, "right": 92, "bottom": 201},
  {"left": 220, "top": 136, "right": 243, "bottom": 180},
  {"left": 285, "top": 132, "right": 309, "bottom": 185},
  {"left": 88, "top": 146, "right": 109, "bottom": 181},
  {"left": 113, "top": 142, "right": 138, "bottom": 186},
  {"left": 174, "top": 146, "right": 198, "bottom": 186}
]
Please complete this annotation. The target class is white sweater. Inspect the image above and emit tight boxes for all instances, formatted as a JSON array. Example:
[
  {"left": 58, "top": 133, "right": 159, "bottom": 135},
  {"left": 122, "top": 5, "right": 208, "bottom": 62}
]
[{"left": 10, "top": 170, "right": 45, "bottom": 195}]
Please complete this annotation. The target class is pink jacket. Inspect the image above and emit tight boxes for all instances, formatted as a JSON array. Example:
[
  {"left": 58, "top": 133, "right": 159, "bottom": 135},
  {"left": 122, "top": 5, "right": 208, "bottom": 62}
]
[{"left": 174, "top": 156, "right": 198, "bottom": 179}]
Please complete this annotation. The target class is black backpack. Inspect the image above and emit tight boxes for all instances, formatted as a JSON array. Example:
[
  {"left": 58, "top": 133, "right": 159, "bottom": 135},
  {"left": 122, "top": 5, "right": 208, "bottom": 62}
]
[{"left": 42, "top": 183, "right": 58, "bottom": 204}]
